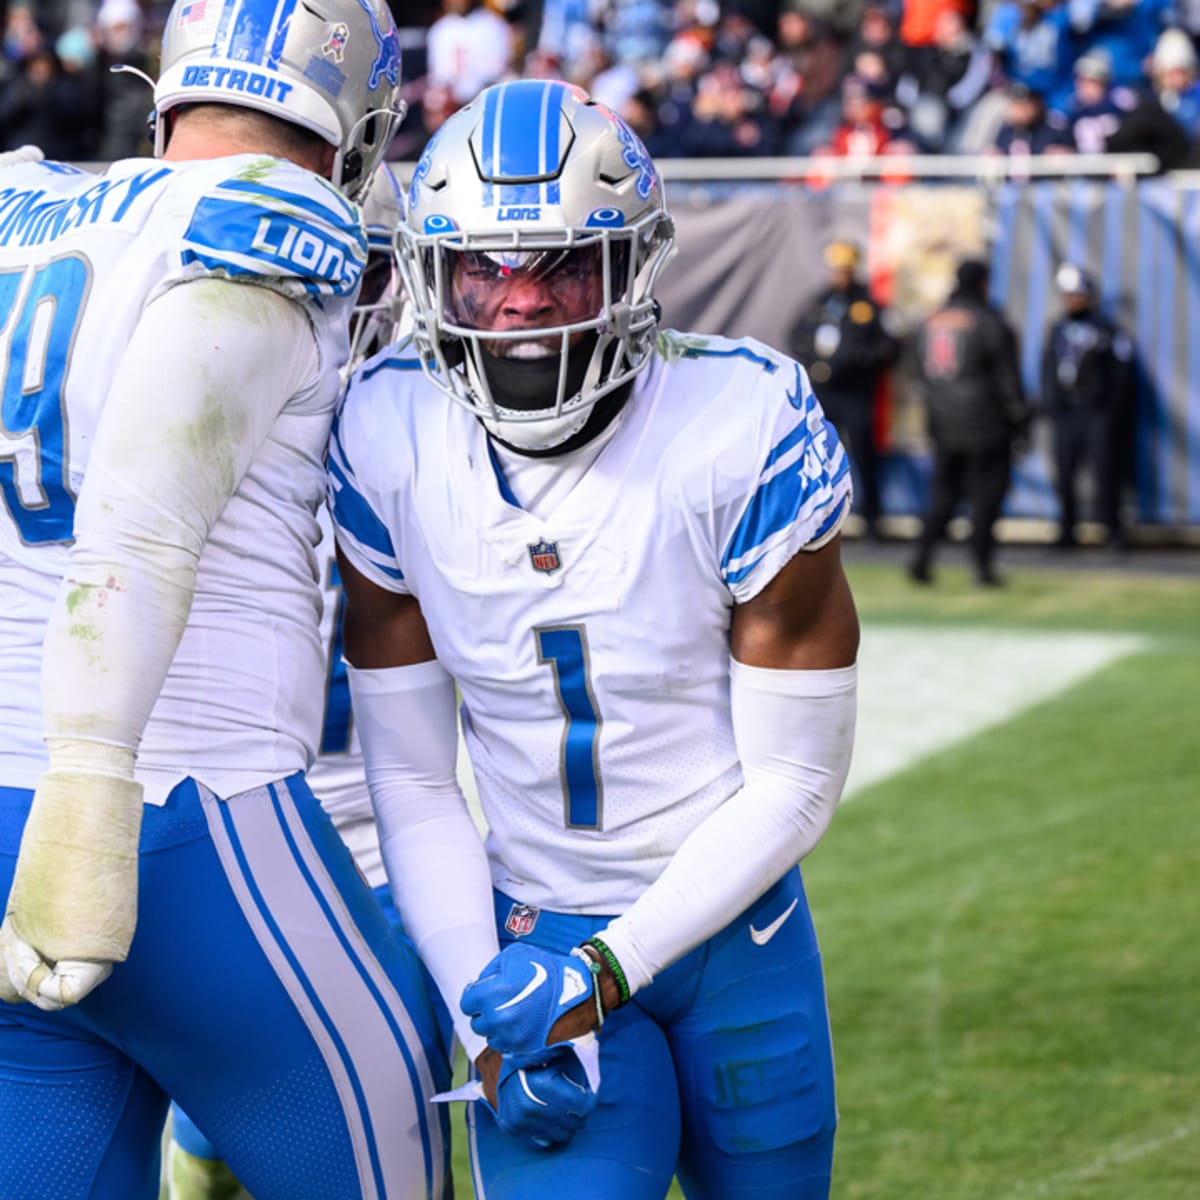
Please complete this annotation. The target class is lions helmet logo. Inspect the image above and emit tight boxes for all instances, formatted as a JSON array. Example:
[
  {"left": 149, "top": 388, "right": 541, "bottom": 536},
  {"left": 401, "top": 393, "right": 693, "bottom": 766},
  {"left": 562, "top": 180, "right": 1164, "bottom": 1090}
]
[{"left": 358, "top": 0, "right": 400, "bottom": 91}]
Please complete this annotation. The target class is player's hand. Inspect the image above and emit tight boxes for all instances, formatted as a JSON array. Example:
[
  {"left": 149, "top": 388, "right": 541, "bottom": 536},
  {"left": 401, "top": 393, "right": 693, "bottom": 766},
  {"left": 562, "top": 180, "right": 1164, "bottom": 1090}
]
[
  {"left": 486, "top": 1044, "right": 598, "bottom": 1149},
  {"left": 0, "top": 771, "right": 143, "bottom": 1011},
  {"left": 461, "top": 942, "right": 596, "bottom": 1056}
]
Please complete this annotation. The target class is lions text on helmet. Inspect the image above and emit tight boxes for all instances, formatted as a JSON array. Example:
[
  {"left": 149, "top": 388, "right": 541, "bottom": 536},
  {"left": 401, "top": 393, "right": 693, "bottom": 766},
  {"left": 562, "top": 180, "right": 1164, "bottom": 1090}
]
[
  {"left": 397, "top": 79, "right": 677, "bottom": 452},
  {"left": 154, "top": 0, "right": 405, "bottom": 199}
]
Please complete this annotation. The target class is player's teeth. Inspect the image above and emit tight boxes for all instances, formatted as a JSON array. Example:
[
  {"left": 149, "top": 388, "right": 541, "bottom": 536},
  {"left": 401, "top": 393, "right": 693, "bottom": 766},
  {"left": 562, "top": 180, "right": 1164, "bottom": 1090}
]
[{"left": 506, "top": 343, "right": 554, "bottom": 359}]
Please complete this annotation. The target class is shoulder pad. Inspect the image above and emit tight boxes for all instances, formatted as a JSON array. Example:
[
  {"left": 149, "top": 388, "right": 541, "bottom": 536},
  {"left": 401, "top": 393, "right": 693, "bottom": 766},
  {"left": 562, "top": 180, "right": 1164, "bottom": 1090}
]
[{"left": 179, "top": 158, "right": 367, "bottom": 299}]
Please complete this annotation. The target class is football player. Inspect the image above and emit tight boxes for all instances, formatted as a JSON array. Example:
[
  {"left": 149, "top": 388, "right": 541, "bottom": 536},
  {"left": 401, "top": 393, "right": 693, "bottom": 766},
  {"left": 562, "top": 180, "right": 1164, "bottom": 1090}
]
[
  {"left": 330, "top": 80, "right": 860, "bottom": 1199},
  {"left": 163, "top": 162, "right": 450, "bottom": 1200},
  {"left": 0, "top": 3, "right": 450, "bottom": 1197}
]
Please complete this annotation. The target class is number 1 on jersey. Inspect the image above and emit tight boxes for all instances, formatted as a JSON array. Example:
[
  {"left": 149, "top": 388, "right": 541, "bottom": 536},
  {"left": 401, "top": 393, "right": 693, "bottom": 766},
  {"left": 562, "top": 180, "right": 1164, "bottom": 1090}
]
[{"left": 535, "top": 625, "right": 603, "bottom": 830}]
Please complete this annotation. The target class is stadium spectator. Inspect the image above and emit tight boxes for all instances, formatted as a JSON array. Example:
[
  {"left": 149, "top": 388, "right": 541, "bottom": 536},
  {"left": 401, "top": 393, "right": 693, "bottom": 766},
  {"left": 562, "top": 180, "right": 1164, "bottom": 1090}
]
[
  {"left": 679, "top": 57, "right": 783, "bottom": 155},
  {"left": 1105, "top": 27, "right": 1198, "bottom": 164},
  {"left": 846, "top": 1, "right": 909, "bottom": 91},
  {"left": 2, "top": 4, "right": 45, "bottom": 67},
  {"left": 95, "top": 0, "right": 154, "bottom": 160},
  {"left": 603, "top": 0, "right": 674, "bottom": 65},
  {"left": 985, "top": 0, "right": 1078, "bottom": 113},
  {"left": 815, "top": 72, "right": 916, "bottom": 158},
  {"left": 426, "top": 0, "right": 515, "bottom": 106},
  {"left": 0, "top": 46, "right": 85, "bottom": 159},
  {"left": 1149, "top": 26, "right": 1200, "bottom": 138},
  {"left": 1040, "top": 263, "right": 1135, "bottom": 548},
  {"left": 1071, "top": 0, "right": 1176, "bottom": 90},
  {"left": 896, "top": 6, "right": 994, "bottom": 150},
  {"left": 989, "top": 80, "right": 1074, "bottom": 156},
  {"left": 54, "top": 24, "right": 105, "bottom": 158},
  {"left": 776, "top": 13, "right": 846, "bottom": 154},
  {"left": 788, "top": 239, "right": 899, "bottom": 538},
  {"left": 909, "top": 259, "right": 1029, "bottom": 586},
  {"left": 1064, "top": 49, "right": 1126, "bottom": 152}
]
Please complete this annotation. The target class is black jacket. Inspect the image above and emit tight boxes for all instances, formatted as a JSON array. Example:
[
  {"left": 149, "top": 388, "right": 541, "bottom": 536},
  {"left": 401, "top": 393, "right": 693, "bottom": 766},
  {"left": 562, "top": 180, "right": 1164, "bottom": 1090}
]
[
  {"left": 788, "top": 281, "right": 898, "bottom": 400},
  {"left": 1041, "top": 311, "right": 1133, "bottom": 417},
  {"left": 915, "top": 292, "right": 1028, "bottom": 452}
]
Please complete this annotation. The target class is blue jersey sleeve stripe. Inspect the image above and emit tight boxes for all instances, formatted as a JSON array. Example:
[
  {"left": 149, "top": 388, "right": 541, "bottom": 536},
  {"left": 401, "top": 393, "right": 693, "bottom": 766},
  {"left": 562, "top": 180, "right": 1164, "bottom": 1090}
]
[
  {"left": 327, "top": 448, "right": 402, "bottom": 566},
  {"left": 187, "top": 195, "right": 362, "bottom": 256},
  {"left": 762, "top": 419, "right": 811, "bottom": 475},
  {"left": 218, "top": 177, "right": 359, "bottom": 231},
  {"left": 722, "top": 462, "right": 825, "bottom": 572},
  {"left": 183, "top": 197, "right": 361, "bottom": 296},
  {"left": 722, "top": 491, "right": 846, "bottom": 587},
  {"left": 722, "top": 429, "right": 851, "bottom": 576}
]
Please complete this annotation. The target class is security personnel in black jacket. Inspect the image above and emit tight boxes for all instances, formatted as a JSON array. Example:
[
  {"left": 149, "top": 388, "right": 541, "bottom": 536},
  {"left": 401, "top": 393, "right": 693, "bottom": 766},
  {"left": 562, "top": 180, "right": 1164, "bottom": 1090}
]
[
  {"left": 788, "top": 240, "right": 898, "bottom": 536},
  {"left": 1041, "top": 263, "right": 1134, "bottom": 548},
  {"left": 909, "top": 259, "right": 1028, "bottom": 585}
]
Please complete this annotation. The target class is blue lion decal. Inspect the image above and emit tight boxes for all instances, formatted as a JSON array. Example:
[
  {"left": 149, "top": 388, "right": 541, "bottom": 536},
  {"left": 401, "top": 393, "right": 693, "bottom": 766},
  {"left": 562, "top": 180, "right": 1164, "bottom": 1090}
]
[
  {"left": 612, "top": 116, "right": 657, "bottom": 202},
  {"left": 358, "top": 0, "right": 401, "bottom": 91},
  {"left": 408, "top": 124, "right": 446, "bottom": 211}
]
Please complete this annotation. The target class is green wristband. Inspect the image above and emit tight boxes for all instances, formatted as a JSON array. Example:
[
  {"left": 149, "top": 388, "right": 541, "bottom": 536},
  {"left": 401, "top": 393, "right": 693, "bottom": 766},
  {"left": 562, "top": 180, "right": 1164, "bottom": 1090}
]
[{"left": 584, "top": 936, "right": 631, "bottom": 1008}]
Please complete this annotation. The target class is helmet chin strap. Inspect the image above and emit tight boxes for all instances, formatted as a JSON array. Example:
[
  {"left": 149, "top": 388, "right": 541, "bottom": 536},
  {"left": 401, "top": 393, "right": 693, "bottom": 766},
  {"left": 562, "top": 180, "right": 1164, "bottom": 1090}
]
[{"left": 479, "top": 333, "right": 632, "bottom": 458}]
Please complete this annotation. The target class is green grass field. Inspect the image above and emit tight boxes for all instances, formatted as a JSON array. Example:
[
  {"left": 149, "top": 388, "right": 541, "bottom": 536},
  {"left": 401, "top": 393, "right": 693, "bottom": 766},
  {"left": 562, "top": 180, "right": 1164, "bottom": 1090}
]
[{"left": 450, "top": 559, "right": 1200, "bottom": 1197}]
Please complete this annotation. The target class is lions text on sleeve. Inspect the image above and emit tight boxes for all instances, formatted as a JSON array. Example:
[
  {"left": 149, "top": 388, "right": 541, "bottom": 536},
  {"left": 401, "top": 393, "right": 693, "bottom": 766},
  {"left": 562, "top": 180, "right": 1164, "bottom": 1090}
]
[
  {"left": 330, "top": 332, "right": 851, "bottom": 911},
  {"left": 0, "top": 155, "right": 366, "bottom": 792}
]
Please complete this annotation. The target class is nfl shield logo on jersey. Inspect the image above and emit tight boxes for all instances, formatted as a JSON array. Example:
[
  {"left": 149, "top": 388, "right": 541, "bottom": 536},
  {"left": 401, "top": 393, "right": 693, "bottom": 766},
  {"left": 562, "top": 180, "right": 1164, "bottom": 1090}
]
[
  {"left": 505, "top": 903, "right": 541, "bottom": 937},
  {"left": 528, "top": 539, "right": 560, "bottom": 574}
]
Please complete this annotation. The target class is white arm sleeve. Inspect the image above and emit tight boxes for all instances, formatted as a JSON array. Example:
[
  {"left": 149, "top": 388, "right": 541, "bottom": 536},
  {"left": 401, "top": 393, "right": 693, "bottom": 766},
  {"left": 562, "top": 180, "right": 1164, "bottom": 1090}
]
[
  {"left": 347, "top": 660, "right": 498, "bottom": 1061},
  {"left": 42, "top": 280, "right": 319, "bottom": 755},
  {"left": 596, "top": 659, "right": 857, "bottom": 996}
]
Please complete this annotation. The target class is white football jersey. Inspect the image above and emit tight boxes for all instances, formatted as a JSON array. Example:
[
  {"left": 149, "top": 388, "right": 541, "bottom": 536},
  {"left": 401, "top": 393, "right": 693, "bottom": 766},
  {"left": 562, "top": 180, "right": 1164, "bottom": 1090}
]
[
  {"left": 308, "top": 502, "right": 384, "bottom": 888},
  {"left": 0, "top": 155, "right": 364, "bottom": 795},
  {"left": 330, "top": 332, "right": 851, "bottom": 912}
]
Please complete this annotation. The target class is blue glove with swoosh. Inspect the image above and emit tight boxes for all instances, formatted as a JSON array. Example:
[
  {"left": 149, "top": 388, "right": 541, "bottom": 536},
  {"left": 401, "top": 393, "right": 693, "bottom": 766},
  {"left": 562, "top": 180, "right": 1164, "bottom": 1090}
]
[
  {"left": 488, "top": 1044, "right": 598, "bottom": 1148},
  {"left": 461, "top": 942, "right": 594, "bottom": 1056}
]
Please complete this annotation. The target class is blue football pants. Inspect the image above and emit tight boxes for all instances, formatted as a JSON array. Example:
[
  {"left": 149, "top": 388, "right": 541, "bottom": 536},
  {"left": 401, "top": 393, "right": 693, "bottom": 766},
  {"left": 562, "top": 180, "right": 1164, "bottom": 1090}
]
[
  {"left": 0, "top": 776, "right": 451, "bottom": 1199},
  {"left": 469, "top": 868, "right": 837, "bottom": 1199},
  {"left": 170, "top": 881, "right": 453, "bottom": 1164}
]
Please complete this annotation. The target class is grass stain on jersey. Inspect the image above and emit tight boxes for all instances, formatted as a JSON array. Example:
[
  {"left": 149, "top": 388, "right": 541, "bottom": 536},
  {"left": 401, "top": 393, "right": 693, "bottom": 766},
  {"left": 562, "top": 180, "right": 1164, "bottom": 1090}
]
[
  {"left": 233, "top": 157, "right": 283, "bottom": 185},
  {"left": 655, "top": 330, "right": 712, "bottom": 362}
]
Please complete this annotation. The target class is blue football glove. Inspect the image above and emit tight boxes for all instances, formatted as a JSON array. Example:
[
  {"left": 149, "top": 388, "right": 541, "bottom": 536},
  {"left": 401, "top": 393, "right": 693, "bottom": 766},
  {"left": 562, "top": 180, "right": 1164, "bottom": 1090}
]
[
  {"left": 487, "top": 1044, "right": 598, "bottom": 1148},
  {"left": 461, "top": 942, "right": 595, "bottom": 1056}
]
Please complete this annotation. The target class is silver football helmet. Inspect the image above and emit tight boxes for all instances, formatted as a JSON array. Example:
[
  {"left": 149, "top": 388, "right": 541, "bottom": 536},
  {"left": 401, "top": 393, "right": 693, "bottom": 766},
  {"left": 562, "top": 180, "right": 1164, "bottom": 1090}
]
[
  {"left": 155, "top": 0, "right": 404, "bottom": 199},
  {"left": 397, "top": 80, "right": 676, "bottom": 451},
  {"left": 346, "top": 162, "right": 407, "bottom": 373}
]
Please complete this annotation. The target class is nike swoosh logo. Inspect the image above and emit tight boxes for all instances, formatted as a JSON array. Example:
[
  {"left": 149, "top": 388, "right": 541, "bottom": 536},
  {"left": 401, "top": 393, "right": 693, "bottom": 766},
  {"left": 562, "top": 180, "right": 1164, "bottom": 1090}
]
[
  {"left": 785, "top": 362, "right": 804, "bottom": 410},
  {"left": 495, "top": 962, "right": 548, "bottom": 1010},
  {"left": 749, "top": 898, "right": 799, "bottom": 946}
]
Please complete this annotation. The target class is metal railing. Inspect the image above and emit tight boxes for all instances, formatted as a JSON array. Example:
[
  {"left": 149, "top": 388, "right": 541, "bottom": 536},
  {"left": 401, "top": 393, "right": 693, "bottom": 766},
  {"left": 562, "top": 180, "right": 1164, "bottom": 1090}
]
[{"left": 656, "top": 152, "right": 1161, "bottom": 184}]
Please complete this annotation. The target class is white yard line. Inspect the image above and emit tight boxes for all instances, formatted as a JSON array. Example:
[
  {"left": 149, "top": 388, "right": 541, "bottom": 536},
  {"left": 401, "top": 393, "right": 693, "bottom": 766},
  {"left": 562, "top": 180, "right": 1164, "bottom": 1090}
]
[
  {"left": 1003, "top": 1121, "right": 1199, "bottom": 1197},
  {"left": 845, "top": 627, "right": 1148, "bottom": 798}
]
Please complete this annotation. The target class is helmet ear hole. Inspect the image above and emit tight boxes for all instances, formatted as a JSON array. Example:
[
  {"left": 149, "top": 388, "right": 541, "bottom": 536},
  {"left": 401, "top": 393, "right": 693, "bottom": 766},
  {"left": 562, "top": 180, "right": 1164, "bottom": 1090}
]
[{"left": 342, "top": 148, "right": 364, "bottom": 192}]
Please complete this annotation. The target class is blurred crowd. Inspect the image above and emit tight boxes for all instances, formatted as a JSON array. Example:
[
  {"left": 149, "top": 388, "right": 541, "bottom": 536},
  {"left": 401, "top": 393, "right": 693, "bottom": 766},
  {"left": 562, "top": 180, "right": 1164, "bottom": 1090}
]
[{"left": 5, "top": 0, "right": 1200, "bottom": 167}]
